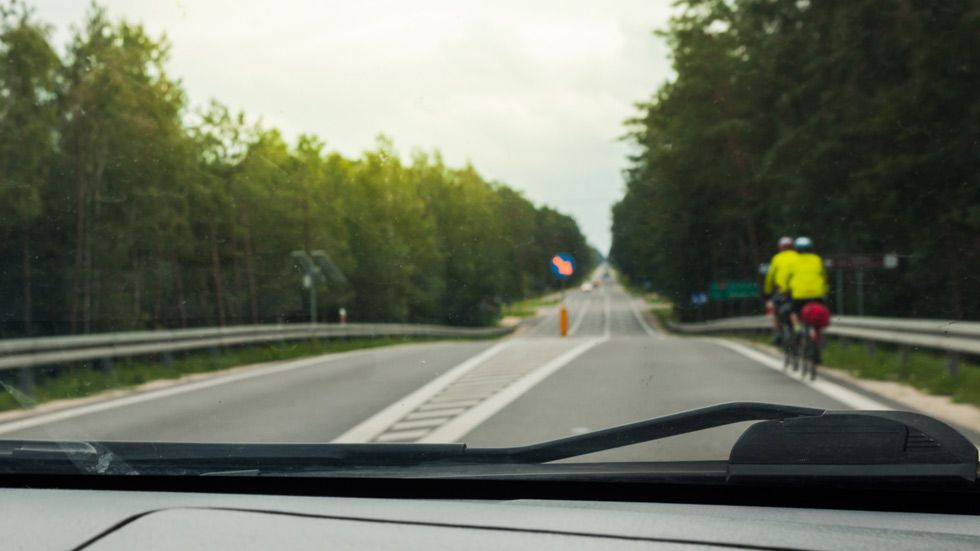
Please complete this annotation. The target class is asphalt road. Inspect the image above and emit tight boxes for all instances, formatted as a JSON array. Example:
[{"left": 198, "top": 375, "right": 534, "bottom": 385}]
[{"left": 0, "top": 271, "right": 963, "bottom": 460}]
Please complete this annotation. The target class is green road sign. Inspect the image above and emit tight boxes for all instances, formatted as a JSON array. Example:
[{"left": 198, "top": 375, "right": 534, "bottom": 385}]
[{"left": 709, "top": 280, "right": 760, "bottom": 300}]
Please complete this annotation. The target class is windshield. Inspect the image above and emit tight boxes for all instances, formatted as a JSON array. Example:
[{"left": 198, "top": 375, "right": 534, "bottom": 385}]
[{"left": 0, "top": 0, "right": 978, "bottom": 473}]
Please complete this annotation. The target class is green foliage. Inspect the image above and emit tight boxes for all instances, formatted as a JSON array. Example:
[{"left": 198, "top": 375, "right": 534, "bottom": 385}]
[
  {"left": 611, "top": 0, "right": 980, "bottom": 321},
  {"left": 500, "top": 295, "right": 560, "bottom": 318},
  {"left": 0, "top": 4, "right": 595, "bottom": 336}
]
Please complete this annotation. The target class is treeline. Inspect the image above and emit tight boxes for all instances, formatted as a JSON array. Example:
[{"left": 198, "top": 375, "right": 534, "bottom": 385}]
[
  {"left": 0, "top": 4, "right": 593, "bottom": 336},
  {"left": 611, "top": 0, "right": 979, "bottom": 320}
]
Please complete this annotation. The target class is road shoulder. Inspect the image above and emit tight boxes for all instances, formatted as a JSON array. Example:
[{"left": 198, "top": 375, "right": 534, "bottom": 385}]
[{"left": 725, "top": 337, "right": 980, "bottom": 440}]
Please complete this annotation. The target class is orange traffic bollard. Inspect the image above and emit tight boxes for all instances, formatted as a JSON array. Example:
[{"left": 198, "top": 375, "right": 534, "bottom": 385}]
[{"left": 560, "top": 305, "right": 569, "bottom": 337}]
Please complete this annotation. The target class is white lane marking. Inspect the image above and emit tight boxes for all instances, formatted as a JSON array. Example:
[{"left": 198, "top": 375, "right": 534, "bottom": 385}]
[
  {"left": 331, "top": 340, "right": 511, "bottom": 443},
  {"left": 568, "top": 292, "right": 593, "bottom": 337},
  {"left": 603, "top": 290, "right": 612, "bottom": 337},
  {"left": 707, "top": 338, "right": 889, "bottom": 410},
  {"left": 0, "top": 345, "right": 409, "bottom": 436},
  {"left": 375, "top": 429, "right": 430, "bottom": 442},
  {"left": 404, "top": 408, "right": 466, "bottom": 420},
  {"left": 417, "top": 400, "right": 481, "bottom": 411},
  {"left": 571, "top": 426, "right": 592, "bottom": 435},
  {"left": 419, "top": 336, "right": 609, "bottom": 443},
  {"left": 428, "top": 390, "right": 498, "bottom": 402},
  {"left": 626, "top": 293, "right": 662, "bottom": 338},
  {"left": 391, "top": 418, "right": 449, "bottom": 431}
]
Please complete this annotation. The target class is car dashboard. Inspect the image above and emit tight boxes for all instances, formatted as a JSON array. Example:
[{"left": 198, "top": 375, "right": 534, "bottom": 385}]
[{"left": 2, "top": 486, "right": 979, "bottom": 550}]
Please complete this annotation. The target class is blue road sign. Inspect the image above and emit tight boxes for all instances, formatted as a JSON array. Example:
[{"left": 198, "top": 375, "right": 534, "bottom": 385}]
[{"left": 549, "top": 252, "right": 575, "bottom": 280}]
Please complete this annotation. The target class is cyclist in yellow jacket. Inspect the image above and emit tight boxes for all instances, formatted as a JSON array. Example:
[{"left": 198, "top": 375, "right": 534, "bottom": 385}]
[
  {"left": 763, "top": 236, "right": 797, "bottom": 344},
  {"left": 786, "top": 236, "right": 828, "bottom": 331}
]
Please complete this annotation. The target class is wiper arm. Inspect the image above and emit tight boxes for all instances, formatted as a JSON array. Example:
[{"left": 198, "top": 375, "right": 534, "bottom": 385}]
[
  {"left": 1, "top": 402, "right": 975, "bottom": 483},
  {"left": 0, "top": 402, "right": 817, "bottom": 474},
  {"left": 463, "top": 402, "right": 823, "bottom": 463}
]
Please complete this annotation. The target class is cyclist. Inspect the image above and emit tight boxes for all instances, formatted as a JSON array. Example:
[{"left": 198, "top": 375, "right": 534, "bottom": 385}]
[
  {"left": 763, "top": 236, "right": 797, "bottom": 344},
  {"left": 786, "top": 236, "right": 829, "bottom": 361}
]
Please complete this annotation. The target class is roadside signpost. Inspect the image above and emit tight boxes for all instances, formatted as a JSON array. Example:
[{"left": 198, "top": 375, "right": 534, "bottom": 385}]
[
  {"left": 549, "top": 252, "right": 575, "bottom": 280},
  {"left": 292, "top": 249, "right": 347, "bottom": 324},
  {"left": 823, "top": 254, "right": 899, "bottom": 316},
  {"left": 709, "top": 280, "right": 760, "bottom": 301},
  {"left": 690, "top": 291, "right": 709, "bottom": 322},
  {"left": 550, "top": 252, "right": 575, "bottom": 337}
]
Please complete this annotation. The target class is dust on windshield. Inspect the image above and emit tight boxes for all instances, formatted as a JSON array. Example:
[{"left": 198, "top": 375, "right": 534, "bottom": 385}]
[{"left": 0, "top": 1, "right": 977, "bottom": 463}]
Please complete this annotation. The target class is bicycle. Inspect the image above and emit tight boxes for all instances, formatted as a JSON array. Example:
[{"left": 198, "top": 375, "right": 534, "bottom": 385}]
[
  {"left": 772, "top": 298, "right": 796, "bottom": 371},
  {"left": 780, "top": 321, "right": 796, "bottom": 371},
  {"left": 797, "top": 322, "right": 823, "bottom": 380},
  {"left": 794, "top": 300, "right": 829, "bottom": 380}
]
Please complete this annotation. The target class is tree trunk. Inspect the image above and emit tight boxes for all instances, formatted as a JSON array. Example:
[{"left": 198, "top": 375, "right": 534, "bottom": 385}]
[
  {"left": 242, "top": 217, "right": 259, "bottom": 323},
  {"left": 230, "top": 229, "right": 244, "bottom": 323},
  {"left": 152, "top": 242, "right": 164, "bottom": 327},
  {"left": 69, "top": 140, "right": 86, "bottom": 334},
  {"left": 21, "top": 218, "right": 33, "bottom": 336},
  {"left": 170, "top": 247, "right": 188, "bottom": 328},
  {"left": 943, "top": 224, "right": 964, "bottom": 319},
  {"left": 208, "top": 219, "right": 226, "bottom": 327}
]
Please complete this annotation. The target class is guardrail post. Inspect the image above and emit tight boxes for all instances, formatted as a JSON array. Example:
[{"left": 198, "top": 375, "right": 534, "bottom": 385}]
[
  {"left": 864, "top": 340, "right": 876, "bottom": 359},
  {"left": 99, "top": 357, "right": 113, "bottom": 376},
  {"left": 946, "top": 352, "right": 960, "bottom": 378},
  {"left": 162, "top": 351, "right": 174, "bottom": 369},
  {"left": 898, "top": 345, "right": 909, "bottom": 378},
  {"left": 17, "top": 367, "right": 35, "bottom": 398}
]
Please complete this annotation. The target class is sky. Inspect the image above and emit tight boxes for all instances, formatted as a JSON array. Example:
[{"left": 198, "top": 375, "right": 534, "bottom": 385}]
[{"left": 33, "top": 1, "right": 674, "bottom": 253}]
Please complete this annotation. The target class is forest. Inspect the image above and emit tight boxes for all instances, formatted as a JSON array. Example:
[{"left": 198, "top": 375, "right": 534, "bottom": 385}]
[
  {"left": 0, "top": 3, "right": 593, "bottom": 336},
  {"left": 611, "top": 0, "right": 979, "bottom": 321}
]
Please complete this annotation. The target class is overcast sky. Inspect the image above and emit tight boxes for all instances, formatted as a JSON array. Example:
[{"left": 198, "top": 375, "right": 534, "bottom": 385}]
[{"left": 34, "top": 1, "right": 674, "bottom": 253}]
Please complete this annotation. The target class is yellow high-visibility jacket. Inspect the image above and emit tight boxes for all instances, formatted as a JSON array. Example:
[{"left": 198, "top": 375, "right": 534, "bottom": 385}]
[
  {"left": 787, "top": 252, "right": 828, "bottom": 300},
  {"left": 763, "top": 249, "right": 798, "bottom": 295}
]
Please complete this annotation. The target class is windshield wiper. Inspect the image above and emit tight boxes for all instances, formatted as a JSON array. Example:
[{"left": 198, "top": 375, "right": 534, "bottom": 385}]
[
  {"left": 463, "top": 402, "right": 823, "bottom": 463},
  {"left": 0, "top": 402, "right": 975, "bottom": 483}
]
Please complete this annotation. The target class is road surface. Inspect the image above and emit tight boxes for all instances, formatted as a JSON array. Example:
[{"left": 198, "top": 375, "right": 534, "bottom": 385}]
[{"left": 0, "top": 273, "right": 970, "bottom": 460}]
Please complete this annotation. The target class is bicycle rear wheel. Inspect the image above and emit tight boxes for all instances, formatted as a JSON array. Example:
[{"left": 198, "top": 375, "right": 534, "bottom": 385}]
[
  {"left": 802, "top": 329, "right": 818, "bottom": 380},
  {"left": 781, "top": 325, "right": 794, "bottom": 369}
]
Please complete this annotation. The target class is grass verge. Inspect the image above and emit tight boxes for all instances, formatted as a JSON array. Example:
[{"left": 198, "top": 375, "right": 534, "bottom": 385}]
[
  {"left": 0, "top": 337, "right": 425, "bottom": 414},
  {"left": 500, "top": 295, "right": 560, "bottom": 318}
]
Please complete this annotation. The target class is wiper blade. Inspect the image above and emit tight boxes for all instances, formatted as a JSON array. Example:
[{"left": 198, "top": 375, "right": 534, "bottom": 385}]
[{"left": 464, "top": 402, "right": 823, "bottom": 463}]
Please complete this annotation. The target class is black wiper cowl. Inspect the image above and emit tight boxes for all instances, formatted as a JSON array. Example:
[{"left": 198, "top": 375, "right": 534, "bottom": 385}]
[{"left": 728, "top": 410, "right": 978, "bottom": 483}]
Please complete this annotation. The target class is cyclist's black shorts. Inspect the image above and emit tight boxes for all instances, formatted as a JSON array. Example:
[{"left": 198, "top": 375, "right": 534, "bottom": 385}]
[
  {"left": 772, "top": 293, "right": 793, "bottom": 320},
  {"left": 792, "top": 298, "right": 825, "bottom": 315}
]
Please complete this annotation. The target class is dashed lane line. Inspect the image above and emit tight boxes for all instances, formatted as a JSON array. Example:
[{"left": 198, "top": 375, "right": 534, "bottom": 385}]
[
  {"left": 603, "top": 289, "right": 612, "bottom": 337},
  {"left": 568, "top": 292, "right": 593, "bottom": 336}
]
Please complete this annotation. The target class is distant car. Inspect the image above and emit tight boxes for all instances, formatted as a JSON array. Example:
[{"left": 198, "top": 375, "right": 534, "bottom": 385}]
[{"left": 580, "top": 282, "right": 593, "bottom": 292}]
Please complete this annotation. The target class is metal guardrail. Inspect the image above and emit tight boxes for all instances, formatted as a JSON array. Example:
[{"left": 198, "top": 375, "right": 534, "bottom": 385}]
[
  {"left": 0, "top": 323, "right": 512, "bottom": 396},
  {"left": 668, "top": 315, "right": 980, "bottom": 373}
]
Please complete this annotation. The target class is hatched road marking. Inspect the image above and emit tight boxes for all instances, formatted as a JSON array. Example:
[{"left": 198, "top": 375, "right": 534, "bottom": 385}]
[
  {"left": 331, "top": 340, "right": 512, "bottom": 443},
  {"left": 334, "top": 336, "right": 607, "bottom": 444}
]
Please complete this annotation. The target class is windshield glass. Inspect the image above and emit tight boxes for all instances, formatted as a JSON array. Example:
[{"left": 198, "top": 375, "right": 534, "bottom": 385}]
[{"left": 0, "top": 0, "right": 978, "bottom": 470}]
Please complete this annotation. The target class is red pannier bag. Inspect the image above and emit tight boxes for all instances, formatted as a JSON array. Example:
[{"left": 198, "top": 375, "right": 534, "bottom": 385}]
[{"left": 801, "top": 301, "right": 831, "bottom": 328}]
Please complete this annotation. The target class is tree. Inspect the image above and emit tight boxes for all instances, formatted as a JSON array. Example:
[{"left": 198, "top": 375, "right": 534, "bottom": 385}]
[{"left": 0, "top": 2, "right": 59, "bottom": 335}]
